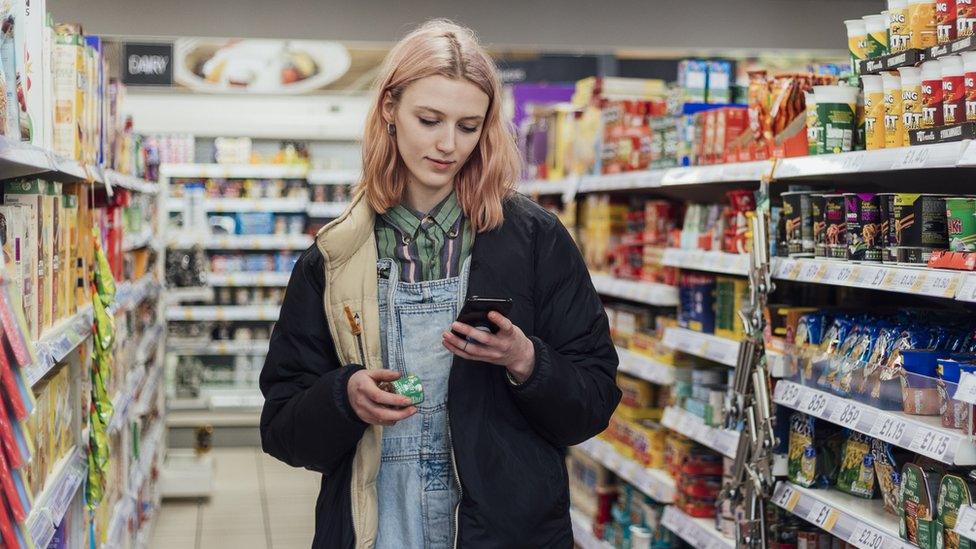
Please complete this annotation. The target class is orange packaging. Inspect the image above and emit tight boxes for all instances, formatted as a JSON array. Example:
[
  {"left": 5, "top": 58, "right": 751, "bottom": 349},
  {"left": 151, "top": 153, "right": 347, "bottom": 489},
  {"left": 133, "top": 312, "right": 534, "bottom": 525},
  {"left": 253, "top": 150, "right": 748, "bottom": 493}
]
[{"left": 909, "top": 0, "right": 939, "bottom": 48}]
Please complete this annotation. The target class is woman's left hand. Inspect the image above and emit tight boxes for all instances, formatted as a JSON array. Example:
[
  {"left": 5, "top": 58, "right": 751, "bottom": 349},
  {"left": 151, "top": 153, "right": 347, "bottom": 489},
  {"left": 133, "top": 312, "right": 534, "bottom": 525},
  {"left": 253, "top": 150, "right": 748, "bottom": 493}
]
[{"left": 443, "top": 311, "right": 535, "bottom": 383}]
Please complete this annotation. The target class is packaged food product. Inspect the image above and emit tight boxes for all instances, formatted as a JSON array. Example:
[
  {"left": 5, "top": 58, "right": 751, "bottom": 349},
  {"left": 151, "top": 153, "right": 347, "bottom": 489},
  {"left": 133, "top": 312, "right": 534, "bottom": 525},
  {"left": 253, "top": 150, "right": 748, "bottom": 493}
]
[
  {"left": 883, "top": 72, "right": 906, "bottom": 149},
  {"left": 805, "top": 90, "right": 821, "bottom": 156},
  {"left": 845, "top": 19, "right": 869, "bottom": 72},
  {"left": 909, "top": 0, "right": 940, "bottom": 48},
  {"left": 902, "top": 349, "right": 945, "bottom": 415},
  {"left": 901, "top": 462, "right": 941, "bottom": 547},
  {"left": 900, "top": 66, "right": 924, "bottom": 144},
  {"left": 836, "top": 431, "right": 877, "bottom": 498},
  {"left": 714, "top": 277, "right": 747, "bottom": 340},
  {"left": 865, "top": 14, "right": 891, "bottom": 57},
  {"left": 964, "top": 51, "right": 976, "bottom": 122},
  {"left": 382, "top": 374, "right": 424, "bottom": 406},
  {"left": 922, "top": 60, "right": 946, "bottom": 128},
  {"left": 936, "top": 474, "right": 975, "bottom": 549},
  {"left": 788, "top": 413, "right": 817, "bottom": 487},
  {"left": 810, "top": 194, "right": 828, "bottom": 258},
  {"left": 845, "top": 193, "right": 883, "bottom": 262},
  {"left": 943, "top": 55, "right": 967, "bottom": 125},
  {"left": 894, "top": 194, "right": 950, "bottom": 264},
  {"left": 782, "top": 191, "right": 815, "bottom": 257},
  {"left": 937, "top": 358, "right": 976, "bottom": 432},
  {"left": 872, "top": 439, "right": 904, "bottom": 514},
  {"left": 961, "top": 0, "right": 976, "bottom": 37},
  {"left": 891, "top": 0, "right": 912, "bottom": 52},
  {"left": 814, "top": 85, "right": 859, "bottom": 154},
  {"left": 946, "top": 197, "right": 976, "bottom": 252},
  {"left": 825, "top": 194, "right": 848, "bottom": 260},
  {"left": 938, "top": 0, "right": 959, "bottom": 43},
  {"left": 862, "top": 75, "right": 886, "bottom": 151}
]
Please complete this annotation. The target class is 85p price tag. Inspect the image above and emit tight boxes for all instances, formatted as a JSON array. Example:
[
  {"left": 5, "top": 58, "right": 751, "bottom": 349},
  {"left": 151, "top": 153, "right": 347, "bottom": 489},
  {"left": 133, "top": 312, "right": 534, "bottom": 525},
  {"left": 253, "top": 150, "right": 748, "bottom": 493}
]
[{"left": 830, "top": 401, "right": 863, "bottom": 429}]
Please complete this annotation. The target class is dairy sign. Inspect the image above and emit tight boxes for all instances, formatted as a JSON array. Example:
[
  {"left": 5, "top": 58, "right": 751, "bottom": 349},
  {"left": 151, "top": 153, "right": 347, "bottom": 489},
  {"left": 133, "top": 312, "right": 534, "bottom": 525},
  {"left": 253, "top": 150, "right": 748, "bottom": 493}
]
[{"left": 122, "top": 43, "right": 174, "bottom": 86}]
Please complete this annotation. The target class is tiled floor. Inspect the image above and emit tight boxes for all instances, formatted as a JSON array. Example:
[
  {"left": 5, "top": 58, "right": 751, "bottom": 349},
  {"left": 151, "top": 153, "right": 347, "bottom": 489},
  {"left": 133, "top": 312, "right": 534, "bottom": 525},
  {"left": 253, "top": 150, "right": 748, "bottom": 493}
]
[{"left": 150, "top": 448, "right": 320, "bottom": 549}]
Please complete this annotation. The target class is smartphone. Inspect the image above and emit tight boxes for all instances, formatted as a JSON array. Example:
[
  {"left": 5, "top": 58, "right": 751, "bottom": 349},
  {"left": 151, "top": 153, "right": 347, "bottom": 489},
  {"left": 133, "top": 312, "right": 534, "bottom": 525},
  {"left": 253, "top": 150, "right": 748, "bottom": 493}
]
[{"left": 453, "top": 296, "right": 513, "bottom": 338}]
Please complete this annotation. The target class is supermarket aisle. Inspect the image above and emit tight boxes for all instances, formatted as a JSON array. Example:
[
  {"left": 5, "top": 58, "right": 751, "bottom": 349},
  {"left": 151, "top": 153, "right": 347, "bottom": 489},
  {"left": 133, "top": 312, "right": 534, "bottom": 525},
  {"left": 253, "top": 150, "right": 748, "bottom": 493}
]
[{"left": 150, "top": 448, "right": 319, "bottom": 549}]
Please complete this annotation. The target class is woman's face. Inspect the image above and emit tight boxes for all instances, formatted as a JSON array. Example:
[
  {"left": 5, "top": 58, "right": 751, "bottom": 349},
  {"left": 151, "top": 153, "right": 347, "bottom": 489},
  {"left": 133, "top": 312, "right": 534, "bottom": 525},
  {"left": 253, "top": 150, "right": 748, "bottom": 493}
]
[{"left": 386, "top": 75, "right": 490, "bottom": 198}]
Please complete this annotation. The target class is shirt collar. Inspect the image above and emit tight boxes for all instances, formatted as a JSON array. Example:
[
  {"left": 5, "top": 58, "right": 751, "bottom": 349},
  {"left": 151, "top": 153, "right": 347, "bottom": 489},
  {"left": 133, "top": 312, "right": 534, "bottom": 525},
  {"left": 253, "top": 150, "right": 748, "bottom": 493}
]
[{"left": 381, "top": 191, "right": 463, "bottom": 239}]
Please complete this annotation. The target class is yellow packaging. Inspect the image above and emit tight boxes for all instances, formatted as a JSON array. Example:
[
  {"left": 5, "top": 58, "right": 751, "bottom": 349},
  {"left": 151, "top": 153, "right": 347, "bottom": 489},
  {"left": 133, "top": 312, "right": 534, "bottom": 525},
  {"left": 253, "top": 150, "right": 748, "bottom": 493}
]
[
  {"left": 617, "top": 373, "right": 656, "bottom": 410},
  {"left": 882, "top": 72, "right": 906, "bottom": 148},
  {"left": 53, "top": 26, "right": 84, "bottom": 161},
  {"left": 41, "top": 183, "right": 55, "bottom": 331},
  {"left": 845, "top": 19, "right": 868, "bottom": 73},
  {"left": 62, "top": 194, "right": 78, "bottom": 315},
  {"left": 71, "top": 185, "right": 92, "bottom": 308},
  {"left": 49, "top": 182, "right": 64, "bottom": 323},
  {"left": 890, "top": 2, "right": 911, "bottom": 53},
  {"left": 908, "top": 0, "right": 939, "bottom": 49},
  {"left": 899, "top": 67, "right": 923, "bottom": 146},
  {"left": 863, "top": 75, "right": 886, "bottom": 149}
]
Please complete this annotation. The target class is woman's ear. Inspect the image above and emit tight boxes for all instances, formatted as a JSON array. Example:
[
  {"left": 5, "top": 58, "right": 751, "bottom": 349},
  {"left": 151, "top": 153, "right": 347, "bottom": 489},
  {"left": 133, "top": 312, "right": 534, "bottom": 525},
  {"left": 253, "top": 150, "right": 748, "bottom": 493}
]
[{"left": 381, "top": 92, "right": 397, "bottom": 126}]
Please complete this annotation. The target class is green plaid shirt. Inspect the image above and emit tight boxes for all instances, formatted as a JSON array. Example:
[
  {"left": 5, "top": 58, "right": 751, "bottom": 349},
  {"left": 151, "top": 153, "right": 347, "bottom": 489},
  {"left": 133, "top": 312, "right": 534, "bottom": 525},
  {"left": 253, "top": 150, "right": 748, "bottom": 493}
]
[{"left": 375, "top": 192, "right": 473, "bottom": 283}]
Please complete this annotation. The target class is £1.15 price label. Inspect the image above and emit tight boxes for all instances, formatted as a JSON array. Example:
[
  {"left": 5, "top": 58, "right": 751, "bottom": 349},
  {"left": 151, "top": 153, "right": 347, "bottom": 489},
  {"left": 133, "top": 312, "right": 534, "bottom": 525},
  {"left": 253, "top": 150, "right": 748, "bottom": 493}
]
[
  {"left": 870, "top": 416, "right": 908, "bottom": 444},
  {"left": 908, "top": 429, "right": 954, "bottom": 462}
]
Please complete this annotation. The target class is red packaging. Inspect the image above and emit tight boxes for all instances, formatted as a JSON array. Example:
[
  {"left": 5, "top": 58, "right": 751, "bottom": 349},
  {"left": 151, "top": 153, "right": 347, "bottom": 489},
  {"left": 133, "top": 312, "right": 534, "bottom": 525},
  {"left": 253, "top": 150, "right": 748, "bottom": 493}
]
[
  {"left": 0, "top": 399, "right": 22, "bottom": 470},
  {"left": 944, "top": 74, "right": 966, "bottom": 124},
  {"left": 923, "top": 77, "right": 946, "bottom": 127},
  {"left": 961, "top": 0, "right": 976, "bottom": 37},
  {"left": 967, "top": 68, "right": 976, "bottom": 121},
  {"left": 0, "top": 352, "right": 26, "bottom": 421},
  {"left": 939, "top": 0, "right": 959, "bottom": 43},
  {"left": 0, "top": 442, "right": 25, "bottom": 522}
]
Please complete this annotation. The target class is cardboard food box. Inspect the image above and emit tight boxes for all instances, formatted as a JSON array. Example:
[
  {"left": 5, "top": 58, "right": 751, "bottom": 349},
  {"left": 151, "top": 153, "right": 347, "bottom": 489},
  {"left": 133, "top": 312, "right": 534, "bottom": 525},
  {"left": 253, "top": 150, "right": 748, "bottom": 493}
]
[{"left": 4, "top": 180, "right": 46, "bottom": 337}]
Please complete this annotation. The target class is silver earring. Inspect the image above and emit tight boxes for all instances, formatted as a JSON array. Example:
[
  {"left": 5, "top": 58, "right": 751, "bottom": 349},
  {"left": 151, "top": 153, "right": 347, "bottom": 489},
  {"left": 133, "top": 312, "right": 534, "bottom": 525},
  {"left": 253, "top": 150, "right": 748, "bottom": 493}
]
[{"left": 387, "top": 123, "right": 396, "bottom": 136}]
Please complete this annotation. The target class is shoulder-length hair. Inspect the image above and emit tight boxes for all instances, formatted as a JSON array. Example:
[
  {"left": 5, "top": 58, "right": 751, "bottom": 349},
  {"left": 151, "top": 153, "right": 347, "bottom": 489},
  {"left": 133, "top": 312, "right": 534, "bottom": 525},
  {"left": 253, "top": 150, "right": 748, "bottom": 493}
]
[{"left": 358, "top": 19, "right": 521, "bottom": 233}]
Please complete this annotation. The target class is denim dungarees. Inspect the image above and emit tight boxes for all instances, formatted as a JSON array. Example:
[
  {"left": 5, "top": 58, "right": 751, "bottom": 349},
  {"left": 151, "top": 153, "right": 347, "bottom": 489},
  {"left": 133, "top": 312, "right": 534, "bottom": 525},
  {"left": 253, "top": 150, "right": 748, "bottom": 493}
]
[{"left": 374, "top": 257, "right": 469, "bottom": 549}]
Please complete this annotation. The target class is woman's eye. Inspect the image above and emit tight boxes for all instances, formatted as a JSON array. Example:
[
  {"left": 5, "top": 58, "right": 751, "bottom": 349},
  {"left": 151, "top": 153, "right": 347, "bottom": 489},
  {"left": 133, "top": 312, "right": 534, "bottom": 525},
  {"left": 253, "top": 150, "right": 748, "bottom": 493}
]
[
  {"left": 419, "top": 118, "right": 438, "bottom": 126},
  {"left": 459, "top": 125, "right": 479, "bottom": 133}
]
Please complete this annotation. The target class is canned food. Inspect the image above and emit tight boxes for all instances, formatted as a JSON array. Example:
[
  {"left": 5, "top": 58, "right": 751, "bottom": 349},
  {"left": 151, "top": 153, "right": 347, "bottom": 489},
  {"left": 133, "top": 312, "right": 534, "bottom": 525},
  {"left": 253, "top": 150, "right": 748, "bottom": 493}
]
[
  {"left": 844, "top": 193, "right": 883, "bottom": 262},
  {"left": 811, "top": 194, "right": 828, "bottom": 258},
  {"left": 879, "top": 193, "right": 897, "bottom": 263},
  {"left": 782, "top": 191, "right": 815, "bottom": 257},
  {"left": 894, "top": 193, "right": 949, "bottom": 264},
  {"left": 824, "top": 194, "right": 848, "bottom": 260}
]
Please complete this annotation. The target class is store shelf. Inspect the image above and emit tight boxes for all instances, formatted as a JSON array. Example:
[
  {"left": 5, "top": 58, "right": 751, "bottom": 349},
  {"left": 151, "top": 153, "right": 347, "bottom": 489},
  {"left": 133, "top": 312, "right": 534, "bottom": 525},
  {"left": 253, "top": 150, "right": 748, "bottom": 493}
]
[
  {"left": 26, "top": 306, "right": 94, "bottom": 386},
  {"left": 580, "top": 170, "right": 666, "bottom": 192},
  {"left": 662, "top": 248, "right": 750, "bottom": 276},
  {"left": 570, "top": 507, "right": 612, "bottom": 549},
  {"left": 956, "top": 505, "right": 976, "bottom": 542},
  {"left": 772, "top": 481, "right": 914, "bottom": 549},
  {"left": 518, "top": 178, "right": 577, "bottom": 196},
  {"left": 165, "top": 197, "right": 309, "bottom": 213},
  {"left": 590, "top": 273, "right": 679, "bottom": 306},
  {"left": 101, "top": 169, "right": 159, "bottom": 195},
  {"left": 766, "top": 350, "right": 795, "bottom": 378},
  {"left": 661, "top": 505, "right": 734, "bottom": 549},
  {"left": 772, "top": 380, "right": 976, "bottom": 465},
  {"left": 104, "top": 496, "right": 137, "bottom": 549},
  {"left": 575, "top": 438, "right": 675, "bottom": 503},
  {"left": 108, "top": 365, "right": 148, "bottom": 434},
  {"left": 167, "top": 339, "right": 270, "bottom": 356},
  {"left": 616, "top": 346, "right": 676, "bottom": 385},
  {"left": 167, "top": 388, "right": 265, "bottom": 411},
  {"left": 167, "top": 233, "right": 313, "bottom": 250},
  {"left": 773, "top": 257, "right": 966, "bottom": 300},
  {"left": 131, "top": 419, "right": 166, "bottom": 491},
  {"left": 123, "top": 229, "right": 156, "bottom": 252},
  {"left": 159, "top": 163, "right": 309, "bottom": 180},
  {"left": 662, "top": 327, "right": 741, "bottom": 367},
  {"left": 113, "top": 274, "right": 160, "bottom": 314},
  {"left": 661, "top": 406, "right": 740, "bottom": 458},
  {"left": 165, "top": 304, "right": 281, "bottom": 322},
  {"left": 306, "top": 168, "right": 360, "bottom": 185},
  {"left": 307, "top": 202, "right": 349, "bottom": 218},
  {"left": 207, "top": 271, "right": 291, "bottom": 287},
  {"left": 772, "top": 140, "right": 976, "bottom": 180},
  {"left": 132, "top": 364, "right": 164, "bottom": 417},
  {"left": 165, "top": 286, "right": 215, "bottom": 303},
  {"left": 25, "top": 446, "right": 87, "bottom": 549}
]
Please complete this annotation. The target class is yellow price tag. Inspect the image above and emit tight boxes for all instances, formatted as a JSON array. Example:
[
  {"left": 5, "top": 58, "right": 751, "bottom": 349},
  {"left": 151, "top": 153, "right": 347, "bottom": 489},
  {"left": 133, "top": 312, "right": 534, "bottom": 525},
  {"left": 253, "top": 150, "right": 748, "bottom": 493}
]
[
  {"left": 215, "top": 308, "right": 226, "bottom": 321},
  {"left": 788, "top": 262, "right": 803, "bottom": 280}
]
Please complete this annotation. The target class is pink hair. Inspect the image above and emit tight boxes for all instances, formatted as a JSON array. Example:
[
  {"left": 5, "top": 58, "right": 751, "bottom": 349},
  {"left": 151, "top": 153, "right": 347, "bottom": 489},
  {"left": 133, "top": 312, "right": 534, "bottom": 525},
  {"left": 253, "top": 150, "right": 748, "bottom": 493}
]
[{"left": 358, "top": 19, "right": 521, "bottom": 233}]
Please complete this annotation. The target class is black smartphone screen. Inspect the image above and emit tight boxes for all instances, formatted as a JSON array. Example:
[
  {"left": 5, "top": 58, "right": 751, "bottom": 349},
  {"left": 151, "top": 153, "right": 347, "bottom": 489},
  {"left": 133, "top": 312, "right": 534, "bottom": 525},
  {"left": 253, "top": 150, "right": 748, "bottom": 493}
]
[{"left": 453, "top": 296, "right": 513, "bottom": 337}]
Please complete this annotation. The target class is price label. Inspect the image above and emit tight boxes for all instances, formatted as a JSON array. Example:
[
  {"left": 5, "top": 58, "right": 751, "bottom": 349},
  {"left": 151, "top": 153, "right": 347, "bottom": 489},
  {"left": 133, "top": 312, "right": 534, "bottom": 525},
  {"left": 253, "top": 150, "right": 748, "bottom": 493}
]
[
  {"left": 703, "top": 342, "right": 730, "bottom": 364},
  {"left": 826, "top": 264, "right": 855, "bottom": 284},
  {"left": 778, "top": 382, "right": 804, "bottom": 407},
  {"left": 830, "top": 401, "right": 863, "bottom": 429},
  {"left": 870, "top": 416, "right": 908, "bottom": 443},
  {"left": 839, "top": 151, "right": 867, "bottom": 172},
  {"left": 788, "top": 261, "right": 804, "bottom": 280},
  {"left": 955, "top": 506, "right": 976, "bottom": 539},
  {"left": 955, "top": 372, "right": 976, "bottom": 405},
  {"left": 215, "top": 308, "right": 227, "bottom": 321},
  {"left": 774, "top": 484, "right": 800, "bottom": 511},
  {"left": 798, "top": 261, "right": 823, "bottom": 281},
  {"left": 855, "top": 267, "right": 887, "bottom": 288},
  {"left": 848, "top": 523, "right": 886, "bottom": 549},
  {"left": 801, "top": 391, "right": 830, "bottom": 417},
  {"left": 807, "top": 502, "right": 838, "bottom": 531},
  {"left": 958, "top": 275, "right": 976, "bottom": 302},
  {"left": 892, "top": 145, "right": 932, "bottom": 170},
  {"left": 909, "top": 429, "right": 953, "bottom": 461},
  {"left": 181, "top": 309, "right": 195, "bottom": 321},
  {"left": 919, "top": 271, "right": 960, "bottom": 298},
  {"left": 885, "top": 269, "right": 921, "bottom": 291}
]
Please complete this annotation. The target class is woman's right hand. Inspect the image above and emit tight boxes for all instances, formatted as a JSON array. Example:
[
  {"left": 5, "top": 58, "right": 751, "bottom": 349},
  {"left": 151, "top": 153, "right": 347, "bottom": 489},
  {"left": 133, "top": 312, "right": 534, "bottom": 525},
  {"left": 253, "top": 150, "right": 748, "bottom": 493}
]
[{"left": 347, "top": 369, "right": 418, "bottom": 426}]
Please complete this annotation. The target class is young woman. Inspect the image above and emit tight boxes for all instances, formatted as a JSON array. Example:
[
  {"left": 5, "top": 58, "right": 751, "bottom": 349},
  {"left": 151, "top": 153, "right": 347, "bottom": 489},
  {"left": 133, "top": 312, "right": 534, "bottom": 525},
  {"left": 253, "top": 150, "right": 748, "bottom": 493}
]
[{"left": 260, "top": 20, "right": 620, "bottom": 549}]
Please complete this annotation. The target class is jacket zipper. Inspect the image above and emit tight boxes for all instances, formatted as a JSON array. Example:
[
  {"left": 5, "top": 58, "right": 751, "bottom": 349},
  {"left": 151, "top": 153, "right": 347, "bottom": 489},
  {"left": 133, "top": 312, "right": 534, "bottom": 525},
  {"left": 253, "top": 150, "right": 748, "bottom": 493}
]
[
  {"left": 343, "top": 305, "right": 368, "bottom": 366},
  {"left": 447, "top": 419, "right": 462, "bottom": 549}
]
